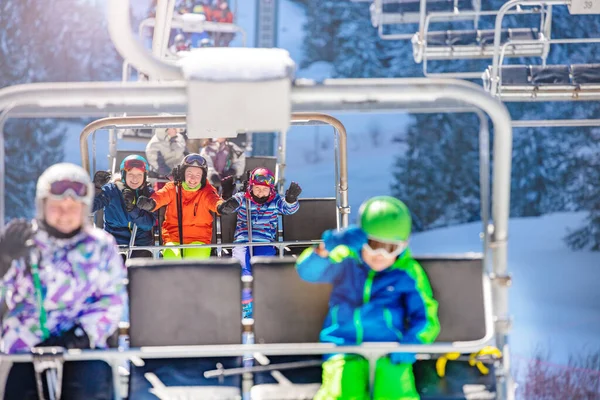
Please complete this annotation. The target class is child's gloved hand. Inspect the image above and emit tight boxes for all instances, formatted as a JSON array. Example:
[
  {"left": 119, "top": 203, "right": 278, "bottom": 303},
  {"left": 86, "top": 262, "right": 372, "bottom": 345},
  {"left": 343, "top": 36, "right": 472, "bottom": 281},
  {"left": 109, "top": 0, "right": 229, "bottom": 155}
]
[
  {"left": 285, "top": 182, "right": 302, "bottom": 203},
  {"left": 322, "top": 226, "right": 367, "bottom": 252},
  {"left": 217, "top": 197, "right": 240, "bottom": 215},
  {"left": 389, "top": 352, "right": 416, "bottom": 365}
]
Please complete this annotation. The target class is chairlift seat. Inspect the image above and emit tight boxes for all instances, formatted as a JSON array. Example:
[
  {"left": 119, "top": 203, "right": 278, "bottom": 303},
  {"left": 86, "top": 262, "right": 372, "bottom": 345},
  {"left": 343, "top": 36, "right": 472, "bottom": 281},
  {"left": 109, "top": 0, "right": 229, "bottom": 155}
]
[
  {"left": 447, "top": 31, "right": 478, "bottom": 46},
  {"left": 126, "top": 259, "right": 244, "bottom": 398},
  {"left": 282, "top": 198, "right": 337, "bottom": 255},
  {"left": 250, "top": 255, "right": 493, "bottom": 400},
  {"left": 417, "top": 28, "right": 542, "bottom": 61},
  {"left": 530, "top": 65, "right": 572, "bottom": 86},
  {"left": 571, "top": 64, "right": 600, "bottom": 85},
  {"left": 500, "top": 65, "right": 531, "bottom": 86},
  {"left": 485, "top": 64, "right": 600, "bottom": 101}
]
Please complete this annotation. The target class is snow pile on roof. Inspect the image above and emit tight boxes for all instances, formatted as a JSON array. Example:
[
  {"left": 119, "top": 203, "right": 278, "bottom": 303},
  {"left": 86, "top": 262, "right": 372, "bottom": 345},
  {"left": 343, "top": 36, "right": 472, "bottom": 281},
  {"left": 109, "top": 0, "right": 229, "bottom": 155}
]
[{"left": 178, "top": 48, "right": 296, "bottom": 82}]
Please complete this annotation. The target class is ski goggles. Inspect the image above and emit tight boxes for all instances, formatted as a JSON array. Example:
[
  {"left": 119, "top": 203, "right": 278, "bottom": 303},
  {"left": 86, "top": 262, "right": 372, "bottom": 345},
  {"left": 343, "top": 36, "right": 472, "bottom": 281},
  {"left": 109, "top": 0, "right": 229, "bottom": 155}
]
[
  {"left": 123, "top": 159, "right": 147, "bottom": 172},
  {"left": 363, "top": 238, "right": 408, "bottom": 258},
  {"left": 183, "top": 154, "right": 207, "bottom": 168},
  {"left": 49, "top": 180, "right": 89, "bottom": 199},
  {"left": 251, "top": 174, "right": 275, "bottom": 187}
]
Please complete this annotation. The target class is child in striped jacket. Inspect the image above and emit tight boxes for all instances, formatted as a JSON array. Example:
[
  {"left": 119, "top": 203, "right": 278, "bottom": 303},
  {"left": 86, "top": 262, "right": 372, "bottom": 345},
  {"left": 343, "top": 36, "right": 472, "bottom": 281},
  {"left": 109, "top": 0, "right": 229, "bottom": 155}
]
[{"left": 218, "top": 167, "right": 301, "bottom": 317}]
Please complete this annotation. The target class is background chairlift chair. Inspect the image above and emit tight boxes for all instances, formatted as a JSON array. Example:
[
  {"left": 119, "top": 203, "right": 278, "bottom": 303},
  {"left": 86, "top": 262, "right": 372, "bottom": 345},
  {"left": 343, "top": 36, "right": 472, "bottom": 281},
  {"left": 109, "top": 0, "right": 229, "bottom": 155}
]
[
  {"left": 486, "top": 0, "right": 600, "bottom": 98},
  {"left": 370, "top": 0, "right": 482, "bottom": 40},
  {"left": 412, "top": 4, "right": 551, "bottom": 78}
]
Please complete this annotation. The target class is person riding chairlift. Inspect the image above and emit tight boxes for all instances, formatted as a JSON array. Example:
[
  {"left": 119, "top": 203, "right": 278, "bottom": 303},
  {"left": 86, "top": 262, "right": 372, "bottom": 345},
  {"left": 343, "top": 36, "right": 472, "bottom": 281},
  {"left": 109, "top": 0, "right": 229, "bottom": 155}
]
[
  {"left": 92, "top": 155, "right": 156, "bottom": 259},
  {"left": 0, "top": 163, "right": 126, "bottom": 399},
  {"left": 218, "top": 167, "right": 302, "bottom": 318},
  {"left": 137, "top": 154, "right": 224, "bottom": 259}
]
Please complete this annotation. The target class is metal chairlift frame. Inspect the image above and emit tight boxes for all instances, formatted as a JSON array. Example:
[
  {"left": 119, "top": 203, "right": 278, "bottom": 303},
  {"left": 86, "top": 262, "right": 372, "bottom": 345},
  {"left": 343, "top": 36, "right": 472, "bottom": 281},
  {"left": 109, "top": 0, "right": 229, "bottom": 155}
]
[
  {"left": 371, "top": 0, "right": 482, "bottom": 41},
  {"left": 0, "top": 0, "right": 516, "bottom": 398},
  {"left": 78, "top": 113, "right": 351, "bottom": 232},
  {"left": 78, "top": 107, "right": 492, "bottom": 267},
  {"left": 414, "top": 5, "right": 552, "bottom": 78}
]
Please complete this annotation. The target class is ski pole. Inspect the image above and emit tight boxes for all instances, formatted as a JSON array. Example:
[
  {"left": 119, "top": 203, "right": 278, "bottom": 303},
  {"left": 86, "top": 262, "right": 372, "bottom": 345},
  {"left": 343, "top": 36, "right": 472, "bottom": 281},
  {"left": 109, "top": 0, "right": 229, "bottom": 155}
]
[
  {"left": 128, "top": 224, "right": 138, "bottom": 259},
  {"left": 175, "top": 181, "right": 184, "bottom": 259},
  {"left": 204, "top": 359, "right": 323, "bottom": 379}
]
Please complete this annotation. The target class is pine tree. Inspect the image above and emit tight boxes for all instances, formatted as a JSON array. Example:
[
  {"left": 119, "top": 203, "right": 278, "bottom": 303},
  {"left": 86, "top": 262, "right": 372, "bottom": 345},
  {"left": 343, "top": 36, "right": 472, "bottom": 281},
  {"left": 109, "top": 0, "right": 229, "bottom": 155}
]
[
  {"left": 1, "top": 0, "right": 121, "bottom": 220},
  {"left": 391, "top": 113, "right": 480, "bottom": 231},
  {"left": 300, "top": 0, "right": 349, "bottom": 68}
]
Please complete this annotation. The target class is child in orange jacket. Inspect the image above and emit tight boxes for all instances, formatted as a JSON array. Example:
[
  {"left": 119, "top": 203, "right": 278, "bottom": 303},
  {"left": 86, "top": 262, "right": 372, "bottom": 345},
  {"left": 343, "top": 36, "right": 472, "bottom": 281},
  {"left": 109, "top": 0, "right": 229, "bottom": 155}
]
[{"left": 138, "top": 154, "right": 223, "bottom": 259}]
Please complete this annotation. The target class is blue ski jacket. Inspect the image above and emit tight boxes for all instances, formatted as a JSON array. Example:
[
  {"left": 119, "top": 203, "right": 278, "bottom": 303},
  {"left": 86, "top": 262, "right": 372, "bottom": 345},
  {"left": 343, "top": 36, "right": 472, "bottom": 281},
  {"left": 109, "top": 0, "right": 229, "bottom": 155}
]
[
  {"left": 296, "top": 226, "right": 440, "bottom": 347},
  {"left": 92, "top": 181, "right": 156, "bottom": 246}
]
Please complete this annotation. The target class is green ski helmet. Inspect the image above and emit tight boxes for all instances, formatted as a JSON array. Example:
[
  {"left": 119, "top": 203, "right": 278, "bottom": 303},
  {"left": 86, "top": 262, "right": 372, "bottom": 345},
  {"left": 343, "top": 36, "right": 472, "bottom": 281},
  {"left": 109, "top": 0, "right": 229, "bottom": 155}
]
[{"left": 357, "top": 196, "right": 412, "bottom": 243}]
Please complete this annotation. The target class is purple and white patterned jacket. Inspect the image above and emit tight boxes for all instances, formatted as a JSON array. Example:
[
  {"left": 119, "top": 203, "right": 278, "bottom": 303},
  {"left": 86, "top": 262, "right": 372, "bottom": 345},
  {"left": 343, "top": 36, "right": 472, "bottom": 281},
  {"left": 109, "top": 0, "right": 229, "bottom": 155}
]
[{"left": 0, "top": 226, "right": 126, "bottom": 354}]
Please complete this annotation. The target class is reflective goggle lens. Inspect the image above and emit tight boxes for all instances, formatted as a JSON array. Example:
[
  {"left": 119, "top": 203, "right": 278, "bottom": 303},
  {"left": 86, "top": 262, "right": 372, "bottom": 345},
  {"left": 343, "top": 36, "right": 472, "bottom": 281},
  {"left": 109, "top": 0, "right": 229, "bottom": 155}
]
[
  {"left": 49, "top": 180, "right": 88, "bottom": 198},
  {"left": 183, "top": 154, "right": 207, "bottom": 167},
  {"left": 364, "top": 239, "right": 408, "bottom": 258},
  {"left": 123, "top": 159, "right": 147, "bottom": 171},
  {"left": 253, "top": 174, "right": 275, "bottom": 186}
]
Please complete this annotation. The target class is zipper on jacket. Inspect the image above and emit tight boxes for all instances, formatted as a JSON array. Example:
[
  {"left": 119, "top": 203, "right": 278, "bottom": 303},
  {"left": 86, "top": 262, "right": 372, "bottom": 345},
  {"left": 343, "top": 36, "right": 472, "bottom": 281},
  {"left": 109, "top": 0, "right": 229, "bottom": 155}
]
[
  {"left": 384, "top": 308, "right": 404, "bottom": 341},
  {"left": 354, "top": 269, "right": 376, "bottom": 344},
  {"left": 194, "top": 202, "right": 198, "bottom": 216},
  {"left": 363, "top": 269, "right": 375, "bottom": 304},
  {"left": 353, "top": 309, "right": 363, "bottom": 344}
]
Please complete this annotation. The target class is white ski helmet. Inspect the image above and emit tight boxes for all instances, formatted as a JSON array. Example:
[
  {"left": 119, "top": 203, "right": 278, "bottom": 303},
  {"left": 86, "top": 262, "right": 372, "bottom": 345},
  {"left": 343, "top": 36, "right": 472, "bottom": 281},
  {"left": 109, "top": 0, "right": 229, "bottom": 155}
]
[{"left": 35, "top": 163, "right": 94, "bottom": 221}]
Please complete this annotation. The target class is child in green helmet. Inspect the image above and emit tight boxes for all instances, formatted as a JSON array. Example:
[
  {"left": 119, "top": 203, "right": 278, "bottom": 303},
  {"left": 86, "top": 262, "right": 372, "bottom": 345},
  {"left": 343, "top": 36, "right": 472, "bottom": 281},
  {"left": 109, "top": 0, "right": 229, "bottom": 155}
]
[{"left": 296, "top": 196, "right": 440, "bottom": 400}]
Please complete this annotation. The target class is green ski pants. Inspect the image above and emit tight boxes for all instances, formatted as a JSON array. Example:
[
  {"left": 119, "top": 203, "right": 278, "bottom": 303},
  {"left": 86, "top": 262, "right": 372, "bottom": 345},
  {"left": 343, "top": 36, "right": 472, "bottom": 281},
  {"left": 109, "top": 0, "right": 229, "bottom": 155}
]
[{"left": 314, "top": 354, "right": 419, "bottom": 400}]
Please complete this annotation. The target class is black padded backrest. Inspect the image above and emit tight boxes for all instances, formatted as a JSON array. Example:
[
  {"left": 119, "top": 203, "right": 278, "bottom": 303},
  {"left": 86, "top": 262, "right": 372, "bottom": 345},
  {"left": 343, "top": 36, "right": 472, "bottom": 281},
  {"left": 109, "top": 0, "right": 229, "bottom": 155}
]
[
  {"left": 282, "top": 198, "right": 337, "bottom": 241},
  {"left": 418, "top": 255, "right": 487, "bottom": 342},
  {"left": 571, "top": 63, "right": 600, "bottom": 85},
  {"left": 509, "top": 28, "right": 538, "bottom": 41},
  {"left": 530, "top": 65, "right": 571, "bottom": 85},
  {"left": 252, "top": 257, "right": 332, "bottom": 344},
  {"left": 127, "top": 258, "right": 242, "bottom": 347},
  {"left": 115, "top": 150, "right": 148, "bottom": 173},
  {"left": 245, "top": 156, "right": 277, "bottom": 176},
  {"left": 480, "top": 29, "right": 509, "bottom": 45},
  {"left": 282, "top": 198, "right": 337, "bottom": 255},
  {"left": 427, "top": 31, "right": 448, "bottom": 46},
  {"left": 220, "top": 212, "right": 238, "bottom": 245},
  {"left": 252, "top": 255, "right": 487, "bottom": 344},
  {"left": 500, "top": 65, "right": 530, "bottom": 86},
  {"left": 447, "top": 30, "right": 478, "bottom": 46}
]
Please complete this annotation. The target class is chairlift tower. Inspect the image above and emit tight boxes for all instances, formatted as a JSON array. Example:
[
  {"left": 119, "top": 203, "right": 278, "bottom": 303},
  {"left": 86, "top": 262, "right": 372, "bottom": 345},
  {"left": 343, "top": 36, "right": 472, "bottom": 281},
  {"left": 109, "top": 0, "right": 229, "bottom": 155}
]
[{"left": 252, "top": 0, "right": 280, "bottom": 157}]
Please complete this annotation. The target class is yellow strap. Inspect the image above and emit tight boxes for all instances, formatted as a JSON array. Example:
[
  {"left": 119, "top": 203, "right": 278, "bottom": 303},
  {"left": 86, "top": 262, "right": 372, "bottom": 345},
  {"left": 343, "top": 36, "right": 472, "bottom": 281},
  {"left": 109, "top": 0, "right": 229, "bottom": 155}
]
[
  {"left": 437, "top": 346, "right": 502, "bottom": 378},
  {"left": 435, "top": 352, "right": 460, "bottom": 378},
  {"left": 469, "top": 346, "right": 503, "bottom": 376}
]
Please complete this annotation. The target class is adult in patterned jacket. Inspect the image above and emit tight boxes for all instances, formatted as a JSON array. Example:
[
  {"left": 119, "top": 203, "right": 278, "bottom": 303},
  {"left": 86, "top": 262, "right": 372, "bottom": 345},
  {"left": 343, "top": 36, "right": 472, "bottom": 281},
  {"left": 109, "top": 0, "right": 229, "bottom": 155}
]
[
  {"left": 218, "top": 167, "right": 302, "bottom": 317},
  {"left": 0, "top": 163, "right": 126, "bottom": 399}
]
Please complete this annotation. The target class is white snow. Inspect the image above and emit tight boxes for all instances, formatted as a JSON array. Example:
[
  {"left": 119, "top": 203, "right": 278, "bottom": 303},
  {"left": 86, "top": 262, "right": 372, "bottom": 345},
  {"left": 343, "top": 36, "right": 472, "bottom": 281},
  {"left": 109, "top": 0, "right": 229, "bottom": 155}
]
[{"left": 178, "top": 48, "right": 295, "bottom": 81}]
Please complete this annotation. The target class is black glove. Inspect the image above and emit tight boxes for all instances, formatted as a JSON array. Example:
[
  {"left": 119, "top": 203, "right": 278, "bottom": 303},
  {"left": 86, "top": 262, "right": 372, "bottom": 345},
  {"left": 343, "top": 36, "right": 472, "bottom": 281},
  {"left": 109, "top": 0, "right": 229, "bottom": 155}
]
[
  {"left": 137, "top": 196, "right": 156, "bottom": 212},
  {"left": 285, "top": 182, "right": 302, "bottom": 203},
  {"left": 0, "top": 219, "right": 35, "bottom": 276},
  {"left": 221, "top": 176, "right": 235, "bottom": 200},
  {"left": 122, "top": 189, "right": 136, "bottom": 212},
  {"left": 93, "top": 171, "right": 111, "bottom": 195},
  {"left": 170, "top": 165, "right": 184, "bottom": 182},
  {"left": 209, "top": 174, "right": 221, "bottom": 188},
  {"left": 37, "top": 324, "right": 91, "bottom": 350},
  {"left": 217, "top": 197, "right": 240, "bottom": 215}
]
